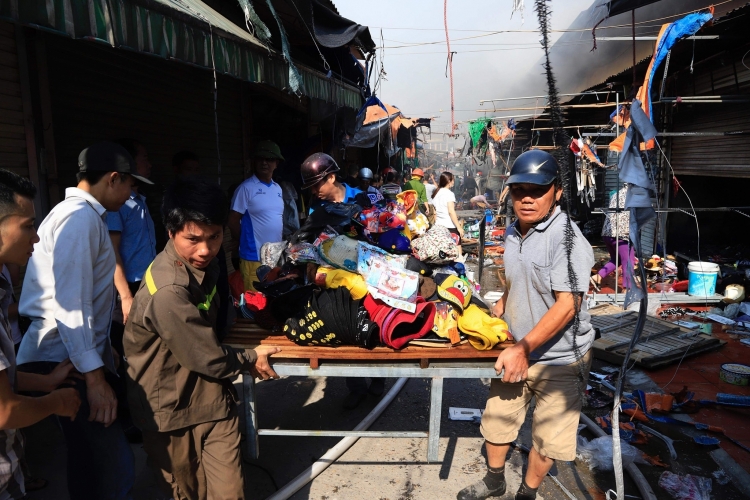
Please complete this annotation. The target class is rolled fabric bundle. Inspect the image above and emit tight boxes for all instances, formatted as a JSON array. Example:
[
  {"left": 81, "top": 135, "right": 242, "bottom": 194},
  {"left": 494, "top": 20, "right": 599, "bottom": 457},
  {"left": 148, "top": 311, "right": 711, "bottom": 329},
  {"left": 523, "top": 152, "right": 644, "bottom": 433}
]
[
  {"left": 284, "top": 288, "right": 378, "bottom": 348},
  {"left": 364, "top": 295, "right": 436, "bottom": 349},
  {"left": 457, "top": 304, "right": 511, "bottom": 350},
  {"left": 315, "top": 266, "right": 368, "bottom": 300}
]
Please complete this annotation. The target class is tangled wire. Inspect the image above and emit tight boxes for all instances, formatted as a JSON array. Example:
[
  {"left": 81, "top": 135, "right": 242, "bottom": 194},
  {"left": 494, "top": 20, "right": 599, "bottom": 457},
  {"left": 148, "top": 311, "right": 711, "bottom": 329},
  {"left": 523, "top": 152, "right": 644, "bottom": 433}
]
[
  {"left": 534, "top": 0, "right": 588, "bottom": 397},
  {"left": 659, "top": 307, "right": 697, "bottom": 319}
]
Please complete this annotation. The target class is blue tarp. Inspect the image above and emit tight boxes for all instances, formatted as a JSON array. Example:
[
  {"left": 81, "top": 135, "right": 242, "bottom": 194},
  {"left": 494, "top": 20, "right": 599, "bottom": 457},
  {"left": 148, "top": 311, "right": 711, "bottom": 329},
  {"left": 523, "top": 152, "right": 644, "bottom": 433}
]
[{"left": 645, "top": 11, "right": 714, "bottom": 119}]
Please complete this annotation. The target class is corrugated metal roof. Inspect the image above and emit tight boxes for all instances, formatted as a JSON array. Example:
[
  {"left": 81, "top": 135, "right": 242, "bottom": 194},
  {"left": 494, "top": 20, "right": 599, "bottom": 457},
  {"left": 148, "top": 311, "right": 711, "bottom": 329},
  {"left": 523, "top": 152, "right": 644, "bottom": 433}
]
[
  {"left": 155, "top": 0, "right": 266, "bottom": 47},
  {"left": 0, "top": 0, "right": 362, "bottom": 108}
]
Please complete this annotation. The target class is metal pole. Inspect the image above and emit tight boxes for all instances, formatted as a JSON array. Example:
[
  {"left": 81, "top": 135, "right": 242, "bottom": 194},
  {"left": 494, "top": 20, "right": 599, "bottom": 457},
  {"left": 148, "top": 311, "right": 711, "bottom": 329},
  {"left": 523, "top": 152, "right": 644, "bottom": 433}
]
[
  {"left": 428, "top": 377, "right": 444, "bottom": 462},
  {"left": 243, "top": 373, "right": 259, "bottom": 459},
  {"left": 583, "top": 131, "right": 750, "bottom": 137},
  {"left": 479, "top": 91, "right": 616, "bottom": 104},
  {"left": 615, "top": 187, "right": 620, "bottom": 304},
  {"left": 478, "top": 215, "right": 486, "bottom": 284},
  {"left": 614, "top": 93, "right": 620, "bottom": 305}
]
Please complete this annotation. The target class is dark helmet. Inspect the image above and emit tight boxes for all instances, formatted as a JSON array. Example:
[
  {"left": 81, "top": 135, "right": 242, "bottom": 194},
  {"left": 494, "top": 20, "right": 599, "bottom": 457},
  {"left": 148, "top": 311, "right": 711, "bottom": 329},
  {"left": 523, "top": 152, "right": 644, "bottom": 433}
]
[
  {"left": 507, "top": 150, "right": 559, "bottom": 186},
  {"left": 301, "top": 153, "right": 340, "bottom": 190},
  {"left": 359, "top": 167, "right": 374, "bottom": 180}
]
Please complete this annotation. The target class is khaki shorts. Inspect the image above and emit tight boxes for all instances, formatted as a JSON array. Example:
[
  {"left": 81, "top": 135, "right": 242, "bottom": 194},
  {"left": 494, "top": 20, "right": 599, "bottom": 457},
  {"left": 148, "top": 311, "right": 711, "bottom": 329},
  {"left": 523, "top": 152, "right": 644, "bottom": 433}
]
[
  {"left": 480, "top": 350, "right": 592, "bottom": 461},
  {"left": 239, "top": 259, "right": 263, "bottom": 292}
]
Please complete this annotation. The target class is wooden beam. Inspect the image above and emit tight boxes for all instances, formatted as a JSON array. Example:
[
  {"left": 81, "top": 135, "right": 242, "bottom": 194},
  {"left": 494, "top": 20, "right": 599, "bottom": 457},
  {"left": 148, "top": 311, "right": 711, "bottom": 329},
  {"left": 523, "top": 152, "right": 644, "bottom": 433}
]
[{"left": 476, "top": 103, "right": 623, "bottom": 113}]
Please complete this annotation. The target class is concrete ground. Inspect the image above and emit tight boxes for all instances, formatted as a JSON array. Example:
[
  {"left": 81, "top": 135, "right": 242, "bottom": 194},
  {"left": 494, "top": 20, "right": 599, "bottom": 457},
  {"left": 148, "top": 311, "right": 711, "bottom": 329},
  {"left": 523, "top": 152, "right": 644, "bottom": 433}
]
[
  {"left": 19, "top": 257, "right": 750, "bottom": 499},
  {"left": 20, "top": 373, "right": 635, "bottom": 500},
  {"left": 21, "top": 368, "right": 750, "bottom": 500}
]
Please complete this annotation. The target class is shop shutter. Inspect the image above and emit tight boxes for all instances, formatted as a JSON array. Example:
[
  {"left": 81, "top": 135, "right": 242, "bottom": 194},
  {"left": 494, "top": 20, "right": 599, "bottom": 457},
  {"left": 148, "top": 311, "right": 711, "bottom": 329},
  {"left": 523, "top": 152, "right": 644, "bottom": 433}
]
[
  {"left": 0, "top": 22, "right": 28, "bottom": 177},
  {"left": 44, "top": 34, "right": 245, "bottom": 195},
  {"left": 669, "top": 54, "right": 750, "bottom": 178}
]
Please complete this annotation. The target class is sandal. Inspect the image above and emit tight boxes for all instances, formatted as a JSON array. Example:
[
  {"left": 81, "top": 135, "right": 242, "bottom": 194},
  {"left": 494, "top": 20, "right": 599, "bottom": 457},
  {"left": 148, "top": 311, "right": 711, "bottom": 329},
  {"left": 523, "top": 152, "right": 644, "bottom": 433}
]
[{"left": 589, "top": 275, "right": 601, "bottom": 292}]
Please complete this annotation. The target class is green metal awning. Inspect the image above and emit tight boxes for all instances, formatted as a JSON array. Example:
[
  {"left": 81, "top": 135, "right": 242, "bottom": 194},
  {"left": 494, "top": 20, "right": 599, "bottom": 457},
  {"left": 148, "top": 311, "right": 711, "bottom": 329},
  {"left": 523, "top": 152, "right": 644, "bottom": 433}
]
[{"left": 0, "top": 0, "right": 362, "bottom": 109}]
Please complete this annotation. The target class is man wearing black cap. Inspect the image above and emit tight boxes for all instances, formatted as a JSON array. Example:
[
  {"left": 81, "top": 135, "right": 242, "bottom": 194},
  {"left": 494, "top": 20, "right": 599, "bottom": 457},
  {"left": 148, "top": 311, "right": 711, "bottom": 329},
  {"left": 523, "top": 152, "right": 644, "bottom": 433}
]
[
  {"left": 106, "top": 139, "right": 156, "bottom": 443},
  {"left": 17, "top": 141, "right": 150, "bottom": 500}
]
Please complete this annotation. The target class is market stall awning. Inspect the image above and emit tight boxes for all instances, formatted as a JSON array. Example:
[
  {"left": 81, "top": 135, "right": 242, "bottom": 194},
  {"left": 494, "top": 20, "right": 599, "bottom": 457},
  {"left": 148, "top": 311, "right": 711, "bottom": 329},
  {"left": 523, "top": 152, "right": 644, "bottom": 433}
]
[
  {"left": 601, "top": 0, "right": 663, "bottom": 18},
  {"left": 1, "top": 0, "right": 362, "bottom": 109},
  {"left": 363, "top": 102, "right": 402, "bottom": 125}
]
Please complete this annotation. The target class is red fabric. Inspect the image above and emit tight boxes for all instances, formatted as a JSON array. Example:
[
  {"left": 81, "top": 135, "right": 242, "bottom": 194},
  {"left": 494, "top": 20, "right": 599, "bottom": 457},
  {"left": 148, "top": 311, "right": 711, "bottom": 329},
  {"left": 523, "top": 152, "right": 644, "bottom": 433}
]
[
  {"left": 242, "top": 291, "right": 268, "bottom": 312},
  {"left": 228, "top": 270, "right": 245, "bottom": 300},
  {"left": 672, "top": 280, "right": 688, "bottom": 293},
  {"left": 363, "top": 295, "right": 436, "bottom": 349}
]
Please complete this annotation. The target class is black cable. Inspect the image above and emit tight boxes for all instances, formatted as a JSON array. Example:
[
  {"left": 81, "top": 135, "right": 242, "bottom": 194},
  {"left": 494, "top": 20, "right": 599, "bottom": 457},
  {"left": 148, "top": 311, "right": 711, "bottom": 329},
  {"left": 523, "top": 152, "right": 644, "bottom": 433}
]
[
  {"left": 534, "top": 0, "right": 587, "bottom": 398},
  {"left": 242, "top": 459, "right": 279, "bottom": 491}
]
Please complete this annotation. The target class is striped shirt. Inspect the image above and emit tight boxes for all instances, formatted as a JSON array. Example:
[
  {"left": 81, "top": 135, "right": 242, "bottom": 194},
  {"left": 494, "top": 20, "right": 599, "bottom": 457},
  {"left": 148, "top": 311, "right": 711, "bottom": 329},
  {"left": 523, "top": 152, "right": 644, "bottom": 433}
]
[{"left": 0, "top": 274, "right": 25, "bottom": 499}]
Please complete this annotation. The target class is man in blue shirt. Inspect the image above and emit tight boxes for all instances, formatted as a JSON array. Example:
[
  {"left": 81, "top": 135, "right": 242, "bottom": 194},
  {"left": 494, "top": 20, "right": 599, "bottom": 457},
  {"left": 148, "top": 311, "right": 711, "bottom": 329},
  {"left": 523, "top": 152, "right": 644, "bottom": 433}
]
[
  {"left": 302, "top": 153, "right": 362, "bottom": 212},
  {"left": 107, "top": 139, "right": 156, "bottom": 444},
  {"left": 228, "top": 141, "right": 285, "bottom": 291},
  {"left": 108, "top": 139, "right": 156, "bottom": 324},
  {"left": 301, "top": 153, "right": 384, "bottom": 409}
]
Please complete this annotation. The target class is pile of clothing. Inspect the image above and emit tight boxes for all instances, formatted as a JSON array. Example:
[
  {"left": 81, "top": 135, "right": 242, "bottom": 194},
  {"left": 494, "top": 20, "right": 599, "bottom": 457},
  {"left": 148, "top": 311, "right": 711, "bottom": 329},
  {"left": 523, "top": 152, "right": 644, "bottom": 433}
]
[{"left": 232, "top": 189, "right": 512, "bottom": 351}]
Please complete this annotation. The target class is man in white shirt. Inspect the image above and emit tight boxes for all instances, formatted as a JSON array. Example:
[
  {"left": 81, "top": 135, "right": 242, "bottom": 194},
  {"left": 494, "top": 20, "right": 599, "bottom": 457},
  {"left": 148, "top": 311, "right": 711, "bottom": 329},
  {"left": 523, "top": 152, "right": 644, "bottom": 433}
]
[
  {"left": 18, "top": 141, "right": 150, "bottom": 500},
  {"left": 228, "top": 140, "right": 285, "bottom": 291}
]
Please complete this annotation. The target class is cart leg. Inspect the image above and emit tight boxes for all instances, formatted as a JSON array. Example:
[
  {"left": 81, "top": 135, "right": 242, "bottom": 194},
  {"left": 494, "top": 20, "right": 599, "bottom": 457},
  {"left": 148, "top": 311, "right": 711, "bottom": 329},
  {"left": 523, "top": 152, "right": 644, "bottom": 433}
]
[
  {"left": 243, "top": 373, "right": 259, "bottom": 459},
  {"left": 428, "top": 377, "right": 444, "bottom": 463}
]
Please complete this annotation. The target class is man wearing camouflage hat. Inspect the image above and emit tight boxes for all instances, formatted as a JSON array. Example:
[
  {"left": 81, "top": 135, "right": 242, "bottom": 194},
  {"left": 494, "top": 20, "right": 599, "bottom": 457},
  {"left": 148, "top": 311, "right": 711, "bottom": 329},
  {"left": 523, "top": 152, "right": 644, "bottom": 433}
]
[{"left": 229, "top": 140, "right": 285, "bottom": 291}]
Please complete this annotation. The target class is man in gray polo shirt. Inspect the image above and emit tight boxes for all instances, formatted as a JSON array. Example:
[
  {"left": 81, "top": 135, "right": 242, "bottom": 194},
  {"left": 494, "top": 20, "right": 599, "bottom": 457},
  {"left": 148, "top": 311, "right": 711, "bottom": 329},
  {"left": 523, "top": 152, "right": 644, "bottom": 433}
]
[{"left": 458, "top": 150, "right": 594, "bottom": 500}]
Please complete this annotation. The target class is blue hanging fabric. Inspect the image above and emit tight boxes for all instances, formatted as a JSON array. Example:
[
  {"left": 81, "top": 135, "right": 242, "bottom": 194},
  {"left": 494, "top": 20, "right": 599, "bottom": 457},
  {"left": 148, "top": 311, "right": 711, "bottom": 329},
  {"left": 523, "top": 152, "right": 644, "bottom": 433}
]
[
  {"left": 619, "top": 99, "right": 657, "bottom": 307},
  {"left": 236, "top": 0, "right": 272, "bottom": 45},
  {"left": 643, "top": 11, "right": 713, "bottom": 120}
]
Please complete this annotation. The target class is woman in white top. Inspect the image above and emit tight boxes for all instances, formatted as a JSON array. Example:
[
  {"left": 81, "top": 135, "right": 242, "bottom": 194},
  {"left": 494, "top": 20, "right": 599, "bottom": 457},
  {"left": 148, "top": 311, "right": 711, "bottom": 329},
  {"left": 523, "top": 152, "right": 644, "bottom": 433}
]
[{"left": 431, "top": 172, "right": 464, "bottom": 254}]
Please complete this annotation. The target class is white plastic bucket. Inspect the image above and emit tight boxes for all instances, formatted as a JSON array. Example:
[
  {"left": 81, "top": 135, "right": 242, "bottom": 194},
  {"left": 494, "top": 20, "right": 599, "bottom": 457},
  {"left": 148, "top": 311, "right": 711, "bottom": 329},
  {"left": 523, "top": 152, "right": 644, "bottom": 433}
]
[{"left": 688, "top": 261, "right": 720, "bottom": 296}]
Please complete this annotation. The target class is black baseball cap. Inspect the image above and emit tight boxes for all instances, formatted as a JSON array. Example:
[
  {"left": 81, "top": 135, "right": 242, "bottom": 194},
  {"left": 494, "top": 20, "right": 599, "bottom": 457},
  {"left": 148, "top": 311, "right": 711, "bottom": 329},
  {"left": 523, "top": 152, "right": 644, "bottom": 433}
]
[{"left": 77, "top": 141, "right": 154, "bottom": 185}]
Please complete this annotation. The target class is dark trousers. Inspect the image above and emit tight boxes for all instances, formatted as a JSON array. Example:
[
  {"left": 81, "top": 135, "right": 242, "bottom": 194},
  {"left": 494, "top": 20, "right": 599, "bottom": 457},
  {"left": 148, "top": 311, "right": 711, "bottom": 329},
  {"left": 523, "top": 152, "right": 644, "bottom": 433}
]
[{"left": 18, "top": 362, "right": 135, "bottom": 500}]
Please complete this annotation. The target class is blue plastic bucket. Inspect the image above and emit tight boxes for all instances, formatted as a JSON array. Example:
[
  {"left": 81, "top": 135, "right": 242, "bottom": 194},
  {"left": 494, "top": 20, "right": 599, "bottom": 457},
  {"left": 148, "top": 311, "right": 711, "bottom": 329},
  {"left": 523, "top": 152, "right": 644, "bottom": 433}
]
[{"left": 687, "top": 261, "right": 719, "bottom": 296}]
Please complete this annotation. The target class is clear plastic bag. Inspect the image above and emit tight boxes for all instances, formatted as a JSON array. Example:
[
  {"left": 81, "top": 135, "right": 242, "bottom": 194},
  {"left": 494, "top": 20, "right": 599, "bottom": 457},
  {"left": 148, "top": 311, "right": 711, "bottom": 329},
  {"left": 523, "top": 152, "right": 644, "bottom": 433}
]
[
  {"left": 260, "top": 241, "right": 287, "bottom": 267},
  {"left": 658, "top": 471, "right": 712, "bottom": 500},
  {"left": 576, "top": 435, "right": 647, "bottom": 471},
  {"left": 286, "top": 243, "right": 320, "bottom": 265}
]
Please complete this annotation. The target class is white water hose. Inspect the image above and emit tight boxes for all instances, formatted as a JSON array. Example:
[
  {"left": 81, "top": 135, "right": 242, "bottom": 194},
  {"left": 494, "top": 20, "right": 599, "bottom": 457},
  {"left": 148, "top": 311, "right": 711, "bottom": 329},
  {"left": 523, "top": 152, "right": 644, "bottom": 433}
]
[
  {"left": 267, "top": 377, "right": 409, "bottom": 500},
  {"left": 579, "top": 412, "right": 657, "bottom": 500},
  {"left": 266, "top": 380, "right": 655, "bottom": 500}
]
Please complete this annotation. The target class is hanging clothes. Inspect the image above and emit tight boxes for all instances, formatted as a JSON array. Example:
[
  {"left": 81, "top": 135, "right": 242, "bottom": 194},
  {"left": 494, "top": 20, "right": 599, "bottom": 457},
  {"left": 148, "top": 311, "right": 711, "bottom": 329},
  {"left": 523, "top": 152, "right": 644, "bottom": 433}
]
[
  {"left": 397, "top": 124, "right": 412, "bottom": 149},
  {"left": 487, "top": 124, "right": 502, "bottom": 142},
  {"left": 468, "top": 119, "right": 490, "bottom": 148}
]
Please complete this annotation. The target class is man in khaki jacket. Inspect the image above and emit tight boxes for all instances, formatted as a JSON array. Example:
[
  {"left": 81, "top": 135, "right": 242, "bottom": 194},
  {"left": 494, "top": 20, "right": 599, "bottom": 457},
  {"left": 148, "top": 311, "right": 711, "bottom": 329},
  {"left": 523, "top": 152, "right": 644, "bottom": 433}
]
[{"left": 124, "top": 177, "right": 279, "bottom": 499}]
